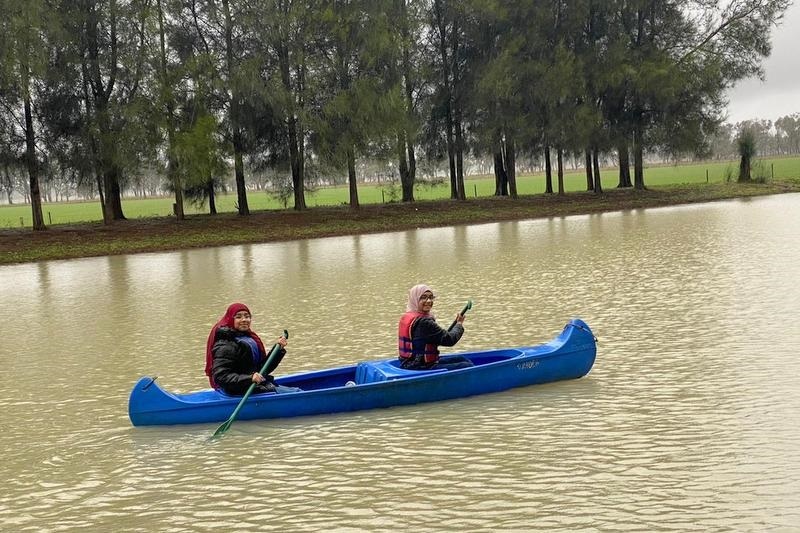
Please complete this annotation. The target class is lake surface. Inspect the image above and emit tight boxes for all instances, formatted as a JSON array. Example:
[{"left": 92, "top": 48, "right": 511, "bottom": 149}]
[{"left": 2, "top": 194, "right": 799, "bottom": 531}]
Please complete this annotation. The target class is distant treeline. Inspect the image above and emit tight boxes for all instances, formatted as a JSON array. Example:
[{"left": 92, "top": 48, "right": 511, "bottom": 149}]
[{"left": 0, "top": 0, "right": 792, "bottom": 228}]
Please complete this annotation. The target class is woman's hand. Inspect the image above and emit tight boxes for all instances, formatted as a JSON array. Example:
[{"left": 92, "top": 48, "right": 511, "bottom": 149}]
[
  {"left": 252, "top": 372, "right": 266, "bottom": 384},
  {"left": 455, "top": 313, "right": 466, "bottom": 324},
  {"left": 276, "top": 336, "right": 288, "bottom": 348}
]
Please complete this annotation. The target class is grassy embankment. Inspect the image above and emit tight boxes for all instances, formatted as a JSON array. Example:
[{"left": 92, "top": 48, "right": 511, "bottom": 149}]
[
  {"left": 1, "top": 157, "right": 799, "bottom": 265},
  {"left": 3, "top": 156, "right": 799, "bottom": 227}
]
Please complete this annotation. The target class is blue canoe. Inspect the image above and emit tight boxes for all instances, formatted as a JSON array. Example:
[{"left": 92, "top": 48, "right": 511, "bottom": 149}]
[{"left": 128, "top": 318, "right": 597, "bottom": 426}]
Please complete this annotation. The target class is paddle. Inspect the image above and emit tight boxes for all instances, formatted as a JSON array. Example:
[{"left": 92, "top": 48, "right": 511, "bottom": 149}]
[
  {"left": 448, "top": 299, "right": 473, "bottom": 331},
  {"left": 212, "top": 329, "right": 288, "bottom": 438}
]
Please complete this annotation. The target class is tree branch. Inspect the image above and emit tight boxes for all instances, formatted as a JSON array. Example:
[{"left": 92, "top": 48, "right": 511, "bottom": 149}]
[{"left": 677, "top": 1, "right": 768, "bottom": 65}]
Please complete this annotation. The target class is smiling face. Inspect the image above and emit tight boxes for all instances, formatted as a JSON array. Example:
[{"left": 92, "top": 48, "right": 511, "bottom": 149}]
[
  {"left": 232, "top": 310, "right": 252, "bottom": 332},
  {"left": 418, "top": 291, "right": 435, "bottom": 313}
]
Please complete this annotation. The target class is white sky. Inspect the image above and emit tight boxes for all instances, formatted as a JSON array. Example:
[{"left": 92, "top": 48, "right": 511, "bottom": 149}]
[{"left": 725, "top": 1, "right": 800, "bottom": 124}]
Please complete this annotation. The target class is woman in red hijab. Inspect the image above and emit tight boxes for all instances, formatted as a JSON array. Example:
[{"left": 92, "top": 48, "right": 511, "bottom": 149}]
[{"left": 205, "top": 303, "right": 300, "bottom": 395}]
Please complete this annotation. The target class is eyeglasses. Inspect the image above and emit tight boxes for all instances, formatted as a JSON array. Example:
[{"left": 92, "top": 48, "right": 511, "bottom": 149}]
[{"left": 418, "top": 295, "right": 436, "bottom": 302}]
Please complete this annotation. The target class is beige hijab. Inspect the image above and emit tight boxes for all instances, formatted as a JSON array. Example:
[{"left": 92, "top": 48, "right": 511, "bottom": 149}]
[{"left": 406, "top": 283, "right": 436, "bottom": 318}]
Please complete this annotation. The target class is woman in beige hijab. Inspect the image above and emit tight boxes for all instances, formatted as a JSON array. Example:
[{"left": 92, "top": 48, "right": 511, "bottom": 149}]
[{"left": 397, "top": 284, "right": 473, "bottom": 370}]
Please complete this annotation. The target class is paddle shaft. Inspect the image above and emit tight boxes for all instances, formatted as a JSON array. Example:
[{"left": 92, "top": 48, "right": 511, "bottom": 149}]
[
  {"left": 213, "top": 330, "right": 288, "bottom": 437},
  {"left": 448, "top": 300, "right": 473, "bottom": 331}
]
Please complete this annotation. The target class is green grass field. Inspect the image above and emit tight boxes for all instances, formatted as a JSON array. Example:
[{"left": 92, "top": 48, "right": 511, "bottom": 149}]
[{"left": 3, "top": 156, "right": 798, "bottom": 228}]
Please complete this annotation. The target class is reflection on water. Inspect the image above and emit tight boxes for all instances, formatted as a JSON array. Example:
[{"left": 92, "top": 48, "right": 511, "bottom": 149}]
[{"left": 2, "top": 193, "right": 800, "bottom": 531}]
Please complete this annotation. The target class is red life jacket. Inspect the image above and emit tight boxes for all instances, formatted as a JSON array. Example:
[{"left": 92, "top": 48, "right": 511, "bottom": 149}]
[{"left": 398, "top": 311, "right": 440, "bottom": 364}]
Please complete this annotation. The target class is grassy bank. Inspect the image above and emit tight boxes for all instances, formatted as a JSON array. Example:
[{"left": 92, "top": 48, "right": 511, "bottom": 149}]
[
  {"left": 3, "top": 155, "right": 799, "bottom": 228},
  {"left": 2, "top": 180, "right": 799, "bottom": 265}
]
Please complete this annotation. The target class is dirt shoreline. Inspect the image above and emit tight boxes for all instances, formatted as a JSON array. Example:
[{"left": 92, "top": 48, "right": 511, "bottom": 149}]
[{"left": 2, "top": 182, "right": 798, "bottom": 265}]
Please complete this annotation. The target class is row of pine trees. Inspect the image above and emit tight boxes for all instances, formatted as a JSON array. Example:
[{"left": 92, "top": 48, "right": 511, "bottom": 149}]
[{"left": 0, "top": 0, "right": 790, "bottom": 230}]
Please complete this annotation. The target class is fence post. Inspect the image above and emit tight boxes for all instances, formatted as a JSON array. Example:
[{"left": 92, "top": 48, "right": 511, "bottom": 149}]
[
  {"left": 48, "top": 212, "right": 52, "bottom": 225},
  {"left": 474, "top": 184, "right": 477, "bottom": 197},
  {"left": 706, "top": 169, "right": 709, "bottom": 183}
]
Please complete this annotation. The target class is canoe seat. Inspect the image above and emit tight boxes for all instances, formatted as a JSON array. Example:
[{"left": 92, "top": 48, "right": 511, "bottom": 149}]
[{"left": 354, "top": 360, "right": 447, "bottom": 384}]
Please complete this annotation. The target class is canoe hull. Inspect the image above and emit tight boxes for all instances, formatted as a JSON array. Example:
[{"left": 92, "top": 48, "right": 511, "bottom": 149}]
[{"left": 128, "top": 318, "right": 597, "bottom": 426}]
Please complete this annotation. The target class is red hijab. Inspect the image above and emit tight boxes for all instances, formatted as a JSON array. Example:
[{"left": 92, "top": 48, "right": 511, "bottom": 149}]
[{"left": 205, "top": 302, "right": 267, "bottom": 388}]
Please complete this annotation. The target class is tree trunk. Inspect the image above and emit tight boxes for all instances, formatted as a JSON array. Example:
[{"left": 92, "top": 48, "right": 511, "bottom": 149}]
[
  {"left": 398, "top": 2, "right": 416, "bottom": 203},
  {"left": 494, "top": 148, "right": 507, "bottom": 196},
  {"left": 298, "top": 116, "right": 306, "bottom": 206},
  {"left": 347, "top": 146, "right": 359, "bottom": 208},
  {"left": 544, "top": 146, "right": 553, "bottom": 194},
  {"left": 157, "top": 0, "right": 183, "bottom": 220},
  {"left": 95, "top": 173, "right": 107, "bottom": 222},
  {"left": 506, "top": 137, "right": 517, "bottom": 198},
  {"left": 23, "top": 96, "right": 46, "bottom": 231},
  {"left": 223, "top": 0, "right": 249, "bottom": 215},
  {"left": 96, "top": 105, "right": 125, "bottom": 221},
  {"left": 233, "top": 149, "right": 248, "bottom": 215},
  {"left": 170, "top": 140, "right": 184, "bottom": 220},
  {"left": 406, "top": 135, "right": 416, "bottom": 197},
  {"left": 85, "top": 0, "right": 127, "bottom": 222},
  {"left": 207, "top": 180, "right": 217, "bottom": 214},
  {"left": 445, "top": 118, "right": 457, "bottom": 199},
  {"left": 433, "top": 0, "right": 457, "bottom": 200},
  {"left": 398, "top": 133, "right": 414, "bottom": 202},
  {"left": 288, "top": 115, "right": 306, "bottom": 209},
  {"left": 633, "top": 123, "right": 645, "bottom": 189},
  {"left": 617, "top": 139, "right": 632, "bottom": 188},
  {"left": 454, "top": 115, "right": 466, "bottom": 200},
  {"left": 585, "top": 149, "right": 593, "bottom": 190},
  {"left": 91, "top": 102, "right": 124, "bottom": 221},
  {"left": 451, "top": 16, "right": 466, "bottom": 201},
  {"left": 104, "top": 165, "right": 126, "bottom": 220},
  {"left": 79, "top": 60, "right": 107, "bottom": 222},
  {"left": 592, "top": 147, "right": 603, "bottom": 194},
  {"left": 279, "top": 43, "right": 306, "bottom": 210},
  {"left": 556, "top": 147, "right": 564, "bottom": 195}
]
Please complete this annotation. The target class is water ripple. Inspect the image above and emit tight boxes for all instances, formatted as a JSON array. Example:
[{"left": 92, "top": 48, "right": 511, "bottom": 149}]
[{"left": 2, "top": 196, "right": 800, "bottom": 530}]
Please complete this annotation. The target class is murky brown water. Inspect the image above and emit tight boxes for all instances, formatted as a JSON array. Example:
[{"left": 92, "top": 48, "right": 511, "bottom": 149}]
[{"left": 2, "top": 194, "right": 800, "bottom": 531}]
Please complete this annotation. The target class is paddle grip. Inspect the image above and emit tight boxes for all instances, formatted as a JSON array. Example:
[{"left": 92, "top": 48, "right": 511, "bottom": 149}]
[{"left": 448, "top": 300, "right": 473, "bottom": 331}]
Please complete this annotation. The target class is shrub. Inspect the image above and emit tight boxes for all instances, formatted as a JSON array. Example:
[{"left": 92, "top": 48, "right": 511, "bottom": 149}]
[{"left": 737, "top": 128, "right": 757, "bottom": 182}]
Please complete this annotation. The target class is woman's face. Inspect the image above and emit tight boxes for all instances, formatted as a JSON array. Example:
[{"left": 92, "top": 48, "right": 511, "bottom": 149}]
[
  {"left": 418, "top": 291, "right": 435, "bottom": 313},
  {"left": 233, "top": 311, "right": 252, "bottom": 332}
]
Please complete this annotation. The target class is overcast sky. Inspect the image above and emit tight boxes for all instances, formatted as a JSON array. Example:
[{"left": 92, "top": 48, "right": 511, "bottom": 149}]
[{"left": 725, "top": 1, "right": 800, "bottom": 124}]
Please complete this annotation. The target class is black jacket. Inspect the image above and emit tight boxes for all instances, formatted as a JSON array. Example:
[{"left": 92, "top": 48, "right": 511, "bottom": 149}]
[
  {"left": 211, "top": 327, "right": 285, "bottom": 395},
  {"left": 401, "top": 317, "right": 464, "bottom": 369}
]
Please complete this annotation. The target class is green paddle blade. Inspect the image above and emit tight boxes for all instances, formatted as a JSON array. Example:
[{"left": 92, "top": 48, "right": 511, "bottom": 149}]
[{"left": 213, "top": 419, "right": 233, "bottom": 437}]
